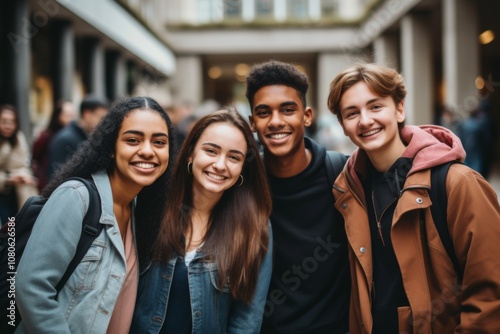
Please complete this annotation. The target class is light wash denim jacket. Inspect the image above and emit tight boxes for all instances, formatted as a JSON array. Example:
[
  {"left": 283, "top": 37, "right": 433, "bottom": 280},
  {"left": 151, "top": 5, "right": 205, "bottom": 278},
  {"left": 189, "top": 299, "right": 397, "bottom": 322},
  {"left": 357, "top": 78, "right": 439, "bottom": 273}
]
[
  {"left": 130, "top": 226, "right": 273, "bottom": 334},
  {"left": 15, "top": 170, "right": 134, "bottom": 334}
]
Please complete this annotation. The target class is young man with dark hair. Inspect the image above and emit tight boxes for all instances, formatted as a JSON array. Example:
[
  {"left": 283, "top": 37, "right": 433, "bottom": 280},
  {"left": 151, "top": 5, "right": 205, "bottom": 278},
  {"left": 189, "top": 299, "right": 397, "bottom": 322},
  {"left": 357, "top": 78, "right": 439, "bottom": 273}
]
[
  {"left": 47, "top": 95, "right": 109, "bottom": 181},
  {"left": 246, "top": 60, "right": 350, "bottom": 334}
]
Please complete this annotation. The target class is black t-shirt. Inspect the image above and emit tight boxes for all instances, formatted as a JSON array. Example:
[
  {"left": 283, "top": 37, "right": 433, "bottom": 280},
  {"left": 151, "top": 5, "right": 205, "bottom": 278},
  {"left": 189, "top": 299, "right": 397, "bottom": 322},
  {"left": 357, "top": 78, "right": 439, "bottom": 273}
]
[
  {"left": 160, "top": 257, "right": 192, "bottom": 334},
  {"left": 261, "top": 138, "right": 350, "bottom": 334}
]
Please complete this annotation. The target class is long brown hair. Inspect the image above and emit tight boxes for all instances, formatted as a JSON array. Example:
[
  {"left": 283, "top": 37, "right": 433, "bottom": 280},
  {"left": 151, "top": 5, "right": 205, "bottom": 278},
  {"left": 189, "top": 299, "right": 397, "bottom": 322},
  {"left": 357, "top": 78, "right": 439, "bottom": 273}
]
[{"left": 153, "top": 106, "right": 272, "bottom": 304}]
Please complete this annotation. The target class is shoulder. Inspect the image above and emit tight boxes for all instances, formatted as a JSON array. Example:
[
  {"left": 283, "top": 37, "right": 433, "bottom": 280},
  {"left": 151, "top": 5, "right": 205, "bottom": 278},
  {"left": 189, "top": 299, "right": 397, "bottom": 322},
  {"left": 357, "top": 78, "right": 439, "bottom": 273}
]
[
  {"left": 53, "top": 123, "right": 81, "bottom": 141},
  {"left": 445, "top": 163, "right": 498, "bottom": 204},
  {"left": 14, "top": 131, "right": 28, "bottom": 149},
  {"left": 446, "top": 163, "right": 483, "bottom": 187},
  {"left": 51, "top": 179, "right": 91, "bottom": 206}
]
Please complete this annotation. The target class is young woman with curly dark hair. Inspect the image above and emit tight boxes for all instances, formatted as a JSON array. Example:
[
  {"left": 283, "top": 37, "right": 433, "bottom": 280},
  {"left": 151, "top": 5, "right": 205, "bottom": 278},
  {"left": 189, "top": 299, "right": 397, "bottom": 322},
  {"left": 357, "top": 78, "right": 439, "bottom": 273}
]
[{"left": 15, "top": 96, "right": 175, "bottom": 333}]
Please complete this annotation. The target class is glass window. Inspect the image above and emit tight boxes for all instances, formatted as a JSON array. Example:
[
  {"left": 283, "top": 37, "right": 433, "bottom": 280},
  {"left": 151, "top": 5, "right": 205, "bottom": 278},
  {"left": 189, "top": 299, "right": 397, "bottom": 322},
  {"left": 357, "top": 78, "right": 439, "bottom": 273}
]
[
  {"left": 321, "top": 0, "right": 340, "bottom": 17},
  {"left": 256, "top": 0, "right": 273, "bottom": 17},
  {"left": 224, "top": 0, "right": 242, "bottom": 19},
  {"left": 288, "top": 0, "right": 309, "bottom": 20}
]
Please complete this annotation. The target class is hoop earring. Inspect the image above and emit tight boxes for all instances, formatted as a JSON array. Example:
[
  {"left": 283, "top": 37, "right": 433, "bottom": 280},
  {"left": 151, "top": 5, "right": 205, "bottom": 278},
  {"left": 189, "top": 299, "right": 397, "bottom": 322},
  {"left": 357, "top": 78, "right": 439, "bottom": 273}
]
[
  {"left": 236, "top": 174, "right": 244, "bottom": 187},
  {"left": 187, "top": 162, "right": 193, "bottom": 175}
]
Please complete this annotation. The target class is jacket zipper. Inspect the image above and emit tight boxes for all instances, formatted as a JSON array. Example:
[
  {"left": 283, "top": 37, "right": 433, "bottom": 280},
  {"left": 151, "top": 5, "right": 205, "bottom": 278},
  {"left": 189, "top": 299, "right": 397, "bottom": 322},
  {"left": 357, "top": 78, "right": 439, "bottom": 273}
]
[{"left": 371, "top": 192, "right": 397, "bottom": 247}]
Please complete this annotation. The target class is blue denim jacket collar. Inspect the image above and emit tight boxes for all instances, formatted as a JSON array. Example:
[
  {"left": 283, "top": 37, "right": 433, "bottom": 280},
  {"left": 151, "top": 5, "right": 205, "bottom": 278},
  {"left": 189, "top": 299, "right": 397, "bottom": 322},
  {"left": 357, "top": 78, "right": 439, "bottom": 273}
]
[{"left": 92, "top": 170, "right": 116, "bottom": 226}]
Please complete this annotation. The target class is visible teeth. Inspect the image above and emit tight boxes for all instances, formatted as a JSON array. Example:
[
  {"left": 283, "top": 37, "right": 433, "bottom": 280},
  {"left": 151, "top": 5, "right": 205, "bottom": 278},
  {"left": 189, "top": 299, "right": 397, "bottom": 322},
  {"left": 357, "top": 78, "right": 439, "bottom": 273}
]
[
  {"left": 207, "top": 173, "right": 225, "bottom": 180},
  {"left": 361, "top": 129, "right": 381, "bottom": 137},
  {"left": 269, "top": 133, "right": 288, "bottom": 139},
  {"left": 134, "top": 163, "right": 155, "bottom": 169}
]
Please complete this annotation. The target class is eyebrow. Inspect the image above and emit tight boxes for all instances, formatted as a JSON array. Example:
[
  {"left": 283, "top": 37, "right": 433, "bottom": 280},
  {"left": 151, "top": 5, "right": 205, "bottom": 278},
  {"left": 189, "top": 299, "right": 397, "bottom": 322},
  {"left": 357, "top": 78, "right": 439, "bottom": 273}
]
[
  {"left": 202, "top": 142, "right": 245, "bottom": 156},
  {"left": 254, "top": 100, "right": 299, "bottom": 110},
  {"left": 122, "top": 130, "right": 169, "bottom": 138},
  {"left": 341, "top": 97, "right": 381, "bottom": 113}
]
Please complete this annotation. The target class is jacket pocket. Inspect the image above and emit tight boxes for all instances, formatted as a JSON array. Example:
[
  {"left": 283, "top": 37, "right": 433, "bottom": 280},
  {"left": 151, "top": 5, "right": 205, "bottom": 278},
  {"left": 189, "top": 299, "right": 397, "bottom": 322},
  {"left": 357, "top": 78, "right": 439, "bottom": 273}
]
[
  {"left": 398, "top": 306, "right": 413, "bottom": 334},
  {"left": 208, "top": 266, "right": 231, "bottom": 294},
  {"left": 66, "top": 240, "right": 106, "bottom": 291}
]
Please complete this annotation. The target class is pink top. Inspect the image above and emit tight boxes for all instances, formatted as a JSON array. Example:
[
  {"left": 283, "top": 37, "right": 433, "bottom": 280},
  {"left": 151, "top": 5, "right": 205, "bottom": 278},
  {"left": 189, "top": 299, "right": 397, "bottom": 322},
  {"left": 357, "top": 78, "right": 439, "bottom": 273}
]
[{"left": 106, "top": 220, "right": 138, "bottom": 333}]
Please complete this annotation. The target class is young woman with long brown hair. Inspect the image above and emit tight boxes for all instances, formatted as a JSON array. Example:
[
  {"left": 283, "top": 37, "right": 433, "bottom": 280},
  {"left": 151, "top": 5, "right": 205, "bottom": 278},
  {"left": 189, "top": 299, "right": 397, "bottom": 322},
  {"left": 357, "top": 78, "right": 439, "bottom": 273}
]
[{"left": 131, "top": 106, "right": 273, "bottom": 334}]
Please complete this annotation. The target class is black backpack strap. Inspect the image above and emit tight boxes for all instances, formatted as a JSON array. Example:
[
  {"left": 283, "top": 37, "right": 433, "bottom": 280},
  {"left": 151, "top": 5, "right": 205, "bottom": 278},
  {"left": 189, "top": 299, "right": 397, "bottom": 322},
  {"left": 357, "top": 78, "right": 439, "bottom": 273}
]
[
  {"left": 325, "top": 150, "right": 348, "bottom": 187},
  {"left": 55, "top": 177, "right": 103, "bottom": 292},
  {"left": 429, "top": 162, "right": 463, "bottom": 282}
]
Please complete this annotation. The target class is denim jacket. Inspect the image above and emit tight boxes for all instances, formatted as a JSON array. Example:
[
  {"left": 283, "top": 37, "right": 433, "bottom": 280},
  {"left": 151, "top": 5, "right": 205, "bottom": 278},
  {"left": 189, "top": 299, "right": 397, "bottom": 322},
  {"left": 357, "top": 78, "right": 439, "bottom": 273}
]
[
  {"left": 131, "top": 226, "right": 273, "bottom": 334},
  {"left": 15, "top": 170, "right": 134, "bottom": 334}
]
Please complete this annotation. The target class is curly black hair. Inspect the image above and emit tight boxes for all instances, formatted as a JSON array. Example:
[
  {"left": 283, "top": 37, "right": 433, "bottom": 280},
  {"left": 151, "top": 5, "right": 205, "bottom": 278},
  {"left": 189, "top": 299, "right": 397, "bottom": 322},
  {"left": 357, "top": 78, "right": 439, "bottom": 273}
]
[
  {"left": 43, "top": 96, "right": 176, "bottom": 265},
  {"left": 245, "top": 60, "right": 309, "bottom": 108}
]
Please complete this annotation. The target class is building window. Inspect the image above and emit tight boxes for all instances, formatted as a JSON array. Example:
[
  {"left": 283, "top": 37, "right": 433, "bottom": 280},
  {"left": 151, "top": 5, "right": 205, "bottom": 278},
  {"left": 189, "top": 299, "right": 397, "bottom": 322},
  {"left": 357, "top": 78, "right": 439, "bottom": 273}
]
[
  {"left": 288, "top": 0, "right": 309, "bottom": 20},
  {"left": 256, "top": 0, "right": 273, "bottom": 17},
  {"left": 321, "top": 0, "right": 340, "bottom": 17},
  {"left": 196, "top": 0, "right": 220, "bottom": 23},
  {"left": 224, "top": 0, "right": 242, "bottom": 19}
]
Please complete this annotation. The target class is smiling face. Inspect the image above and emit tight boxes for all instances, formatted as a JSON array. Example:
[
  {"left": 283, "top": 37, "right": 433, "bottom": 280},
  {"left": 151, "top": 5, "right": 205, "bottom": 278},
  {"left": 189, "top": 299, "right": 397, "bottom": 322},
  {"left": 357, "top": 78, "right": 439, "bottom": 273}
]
[
  {"left": 339, "top": 81, "right": 406, "bottom": 165},
  {"left": 0, "top": 109, "right": 17, "bottom": 138},
  {"left": 249, "top": 85, "right": 312, "bottom": 159},
  {"left": 190, "top": 122, "right": 247, "bottom": 199},
  {"left": 112, "top": 109, "right": 170, "bottom": 191}
]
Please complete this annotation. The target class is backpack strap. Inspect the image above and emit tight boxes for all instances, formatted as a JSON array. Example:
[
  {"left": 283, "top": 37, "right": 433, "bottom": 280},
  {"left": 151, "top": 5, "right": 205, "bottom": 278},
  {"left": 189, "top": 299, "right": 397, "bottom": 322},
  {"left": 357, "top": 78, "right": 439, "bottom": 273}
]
[
  {"left": 55, "top": 177, "right": 103, "bottom": 292},
  {"left": 324, "top": 150, "right": 348, "bottom": 188},
  {"left": 429, "top": 162, "right": 463, "bottom": 282}
]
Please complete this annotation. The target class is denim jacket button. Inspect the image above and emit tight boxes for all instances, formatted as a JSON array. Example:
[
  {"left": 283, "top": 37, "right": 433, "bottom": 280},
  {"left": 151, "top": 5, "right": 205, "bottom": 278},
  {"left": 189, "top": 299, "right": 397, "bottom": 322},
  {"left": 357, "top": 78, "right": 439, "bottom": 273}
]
[{"left": 194, "top": 311, "right": 201, "bottom": 317}]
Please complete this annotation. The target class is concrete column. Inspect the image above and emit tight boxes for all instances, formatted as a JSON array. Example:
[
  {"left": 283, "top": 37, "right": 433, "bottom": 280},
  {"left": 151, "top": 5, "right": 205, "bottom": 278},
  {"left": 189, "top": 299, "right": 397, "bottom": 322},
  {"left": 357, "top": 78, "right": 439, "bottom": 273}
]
[
  {"left": 171, "top": 56, "right": 203, "bottom": 106},
  {"left": 316, "top": 52, "right": 358, "bottom": 153},
  {"left": 309, "top": 0, "right": 321, "bottom": 21},
  {"left": 317, "top": 53, "right": 353, "bottom": 116},
  {"left": 0, "top": 6, "right": 7, "bottom": 103},
  {"left": 83, "top": 37, "right": 105, "bottom": 97},
  {"left": 443, "top": 0, "right": 480, "bottom": 118},
  {"left": 105, "top": 51, "right": 127, "bottom": 101},
  {"left": 52, "top": 20, "right": 74, "bottom": 103},
  {"left": 373, "top": 33, "right": 400, "bottom": 71},
  {"left": 7, "top": 0, "right": 31, "bottom": 140},
  {"left": 242, "top": 0, "right": 255, "bottom": 22},
  {"left": 400, "top": 13, "right": 434, "bottom": 125},
  {"left": 274, "top": 0, "right": 286, "bottom": 21}
]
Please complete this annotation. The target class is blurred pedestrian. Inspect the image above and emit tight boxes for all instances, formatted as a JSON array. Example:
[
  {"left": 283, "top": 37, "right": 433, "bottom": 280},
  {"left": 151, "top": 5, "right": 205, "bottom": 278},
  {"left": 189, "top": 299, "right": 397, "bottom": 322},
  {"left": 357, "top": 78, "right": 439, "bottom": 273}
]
[
  {"left": 438, "top": 105, "right": 460, "bottom": 134},
  {"left": 46, "top": 95, "right": 108, "bottom": 181},
  {"left": 457, "top": 100, "right": 495, "bottom": 179},
  {"left": 32, "top": 100, "right": 76, "bottom": 192},
  {"left": 0, "top": 104, "right": 37, "bottom": 225}
]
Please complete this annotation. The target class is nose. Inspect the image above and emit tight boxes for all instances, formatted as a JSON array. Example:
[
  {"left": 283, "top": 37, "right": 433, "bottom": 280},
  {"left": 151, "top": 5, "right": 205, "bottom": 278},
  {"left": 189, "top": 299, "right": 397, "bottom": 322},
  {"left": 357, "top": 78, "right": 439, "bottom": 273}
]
[
  {"left": 212, "top": 156, "right": 227, "bottom": 171},
  {"left": 138, "top": 141, "right": 154, "bottom": 158},
  {"left": 268, "top": 110, "right": 284, "bottom": 129},
  {"left": 358, "top": 110, "right": 373, "bottom": 128}
]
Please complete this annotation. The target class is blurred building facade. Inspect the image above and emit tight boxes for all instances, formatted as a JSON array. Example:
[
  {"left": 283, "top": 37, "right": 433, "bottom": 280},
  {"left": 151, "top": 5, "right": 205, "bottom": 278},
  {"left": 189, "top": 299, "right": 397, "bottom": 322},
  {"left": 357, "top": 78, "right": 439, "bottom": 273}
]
[
  {"left": 0, "top": 0, "right": 175, "bottom": 140},
  {"left": 1, "top": 0, "right": 499, "bottom": 157}
]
